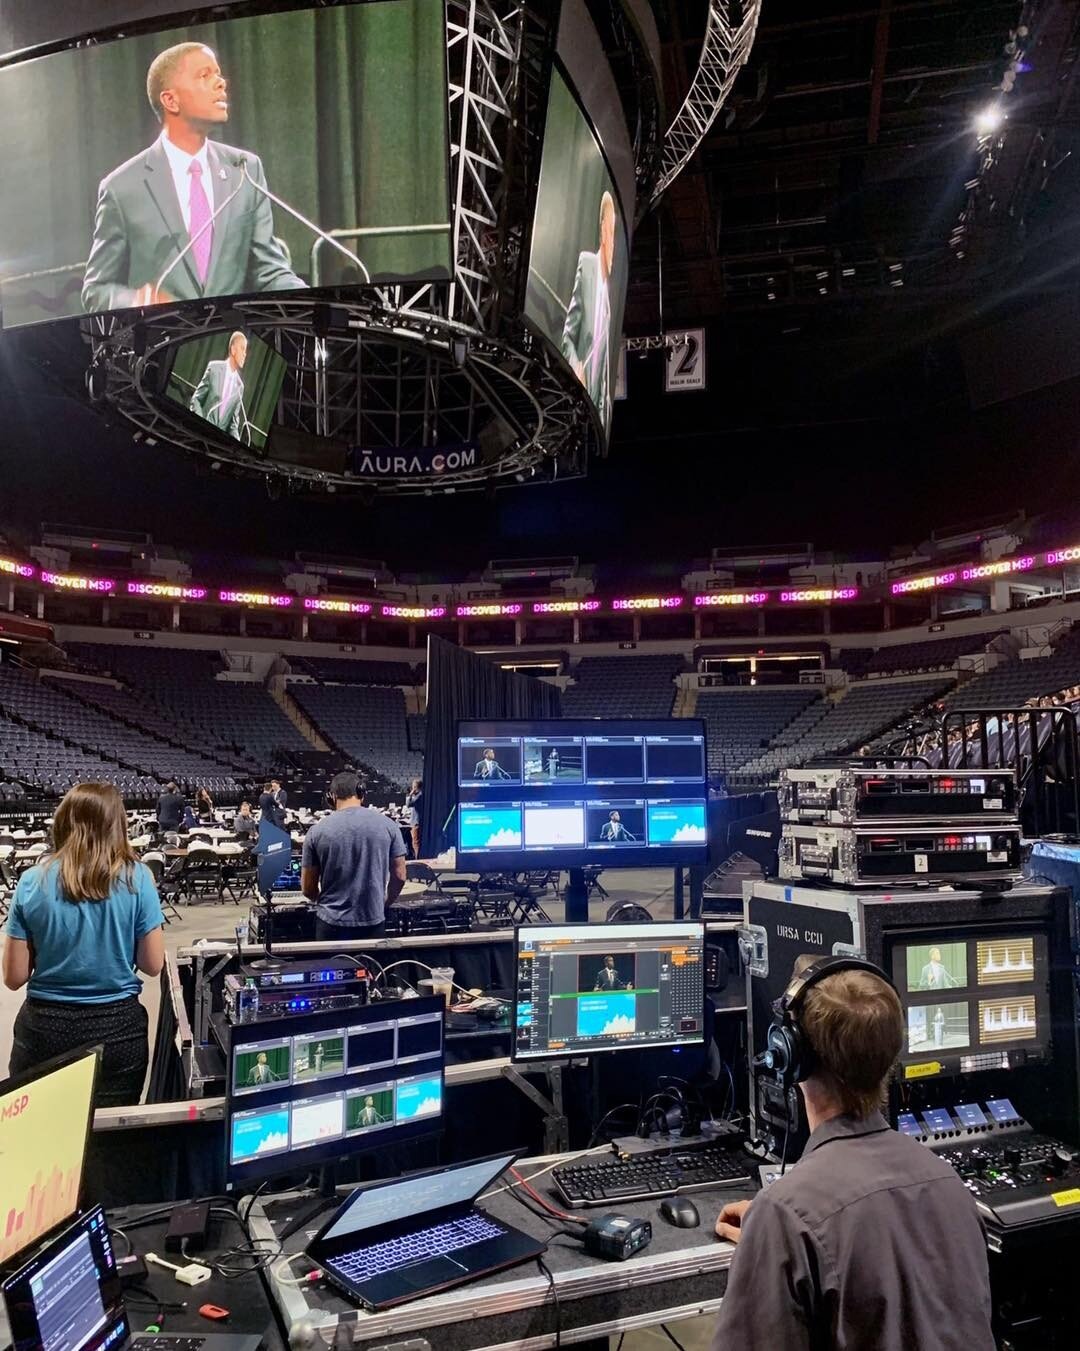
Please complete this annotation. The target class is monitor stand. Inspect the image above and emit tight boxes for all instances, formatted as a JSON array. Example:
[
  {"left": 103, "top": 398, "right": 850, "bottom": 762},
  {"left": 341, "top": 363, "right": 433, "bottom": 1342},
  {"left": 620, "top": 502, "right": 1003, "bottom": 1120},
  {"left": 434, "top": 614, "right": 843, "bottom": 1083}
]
[
  {"left": 564, "top": 867, "right": 588, "bottom": 923},
  {"left": 276, "top": 1163, "right": 340, "bottom": 1242},
  {"left": 247, "top": 889, "right": 285, "bottom": 971}
]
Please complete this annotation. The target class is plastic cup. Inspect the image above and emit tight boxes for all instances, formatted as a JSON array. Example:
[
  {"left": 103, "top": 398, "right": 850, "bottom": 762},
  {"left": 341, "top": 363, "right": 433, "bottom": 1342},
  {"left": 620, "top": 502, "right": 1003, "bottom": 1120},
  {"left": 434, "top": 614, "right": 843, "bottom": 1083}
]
[{"left": 430, "top": 966, "right": 455, "bottom": 1008}]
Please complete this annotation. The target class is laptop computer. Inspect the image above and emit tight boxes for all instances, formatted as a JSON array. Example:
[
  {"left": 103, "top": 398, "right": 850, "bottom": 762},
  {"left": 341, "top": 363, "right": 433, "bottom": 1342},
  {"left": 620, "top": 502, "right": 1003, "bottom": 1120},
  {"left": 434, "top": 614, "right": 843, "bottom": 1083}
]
[
  {"left": 306, "top": 1152, "right": 546, "bottom": 1310},
  {"left": 1, "top": 1206, "right": 262, "bottom": 1351}
]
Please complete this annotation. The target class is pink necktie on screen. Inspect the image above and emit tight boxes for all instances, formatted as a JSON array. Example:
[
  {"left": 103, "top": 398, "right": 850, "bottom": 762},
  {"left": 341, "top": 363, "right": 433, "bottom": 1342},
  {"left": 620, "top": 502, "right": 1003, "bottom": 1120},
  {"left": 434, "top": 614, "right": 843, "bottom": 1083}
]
[{"left": 188, "top": 161, "right": 213, "bottom": 286}]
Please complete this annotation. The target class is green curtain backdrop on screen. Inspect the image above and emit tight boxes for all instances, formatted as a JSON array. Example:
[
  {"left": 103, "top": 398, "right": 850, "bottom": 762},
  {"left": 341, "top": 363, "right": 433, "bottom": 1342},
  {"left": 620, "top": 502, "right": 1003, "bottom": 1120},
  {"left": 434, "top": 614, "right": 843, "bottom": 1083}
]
[
  {"left": 524, "top": 67, "right": 629, "bottom": 440},
  {"left": 166, "top": 331, "right": 286, "bottom": 449},
  {"left": 0, "top": 0, "right": 450, "bottom": 327}
]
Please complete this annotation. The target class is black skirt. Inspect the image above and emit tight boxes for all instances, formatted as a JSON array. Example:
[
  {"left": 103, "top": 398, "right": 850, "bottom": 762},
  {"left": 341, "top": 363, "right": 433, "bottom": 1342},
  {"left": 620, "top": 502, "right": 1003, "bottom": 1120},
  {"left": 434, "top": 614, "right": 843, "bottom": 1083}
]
[{"left": 9, "top": 994, "right": 149, "bottom": 1107}]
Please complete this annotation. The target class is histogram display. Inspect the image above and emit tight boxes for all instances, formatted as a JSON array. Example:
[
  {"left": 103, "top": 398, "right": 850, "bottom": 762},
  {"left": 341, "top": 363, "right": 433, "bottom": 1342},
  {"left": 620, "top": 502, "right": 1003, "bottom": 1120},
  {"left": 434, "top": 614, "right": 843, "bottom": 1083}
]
[{"left": 0, "top": 1051, "right": 97, "bottom": 1265}]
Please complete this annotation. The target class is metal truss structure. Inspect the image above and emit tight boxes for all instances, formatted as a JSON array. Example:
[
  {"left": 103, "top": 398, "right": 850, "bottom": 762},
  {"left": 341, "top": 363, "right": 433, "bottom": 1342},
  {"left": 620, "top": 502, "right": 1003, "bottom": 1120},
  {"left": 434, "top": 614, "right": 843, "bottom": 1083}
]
[
  {"left": 651, "top": 1, "right": 762, "bottom": 205},
  {"left": 87, "top": 0, "right": 594, "bottom": 496}
]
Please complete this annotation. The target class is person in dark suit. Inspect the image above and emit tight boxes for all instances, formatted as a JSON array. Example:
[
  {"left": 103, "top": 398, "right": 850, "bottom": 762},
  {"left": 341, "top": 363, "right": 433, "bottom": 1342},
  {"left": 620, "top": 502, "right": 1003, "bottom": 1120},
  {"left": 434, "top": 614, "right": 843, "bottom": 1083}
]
[
  {"left": 258, "top": 781, "right": 276, "bottom": 824},
  {"left": 271, "top": 779, "right": 288, "bottom": 829},
  {"left": 82, "top": 41, "right": 305, "bottom": 313},
  {"left": 156, "top": 781, "right": 185, "bottom": 834},
  {"left": 190, "top": 331, "right": 247, "bottom": 438},
  {"left": 561, "top": 190, "right": 617, "bottom": 431},
  {"left": 594, "top": 956, "right": 628, "bottom": 991}
]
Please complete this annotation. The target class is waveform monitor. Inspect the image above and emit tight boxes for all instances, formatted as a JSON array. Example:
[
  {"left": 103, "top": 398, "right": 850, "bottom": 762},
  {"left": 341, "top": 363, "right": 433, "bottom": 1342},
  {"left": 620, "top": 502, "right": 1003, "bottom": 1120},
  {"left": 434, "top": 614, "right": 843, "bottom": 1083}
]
[
  {"left": 888, "top": 928, "right": 1051, "bottom": 1080},
  {"left": 457, "top": 718, "right": 708, "bottom": 869},
  {"left": 512, "top": 921, "right": 706, "bottom": 1061},
  {"left": 226, "top": 997, "right": 445, "bottom": 1186}
]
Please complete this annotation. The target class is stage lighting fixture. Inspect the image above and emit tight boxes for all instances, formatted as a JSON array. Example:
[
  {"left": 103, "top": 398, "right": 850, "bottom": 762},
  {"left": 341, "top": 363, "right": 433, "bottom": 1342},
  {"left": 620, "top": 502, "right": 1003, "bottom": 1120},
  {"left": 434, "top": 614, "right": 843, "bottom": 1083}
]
[{"left": 974, "top": 105, "right": 1005, "bottom": 136}]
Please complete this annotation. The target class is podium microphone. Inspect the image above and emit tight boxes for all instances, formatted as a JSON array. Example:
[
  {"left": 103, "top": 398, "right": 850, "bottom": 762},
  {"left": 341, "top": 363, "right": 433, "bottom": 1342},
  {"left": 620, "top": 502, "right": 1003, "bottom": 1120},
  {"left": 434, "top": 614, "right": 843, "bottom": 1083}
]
[
  {"left": 155, "top": 171, "right": 250, "bottom": 297},
  {"left": 240, "top": 162, "right": 371, "bottom": 284}
]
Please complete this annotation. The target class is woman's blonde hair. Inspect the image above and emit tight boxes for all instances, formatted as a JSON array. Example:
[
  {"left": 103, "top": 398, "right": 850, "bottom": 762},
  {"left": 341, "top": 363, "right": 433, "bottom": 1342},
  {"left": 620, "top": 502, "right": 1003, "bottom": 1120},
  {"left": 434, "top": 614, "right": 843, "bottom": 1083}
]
[{"left": 49, "top": 782, "right": 138, "bottom": 902}]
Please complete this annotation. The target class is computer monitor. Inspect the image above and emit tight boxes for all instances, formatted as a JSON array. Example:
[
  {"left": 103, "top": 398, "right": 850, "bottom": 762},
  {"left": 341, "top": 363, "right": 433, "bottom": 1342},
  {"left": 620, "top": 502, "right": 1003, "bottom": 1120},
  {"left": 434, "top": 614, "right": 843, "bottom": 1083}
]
[
  {"left": 887, "top": 926, "right": 1052, "bottom": 1080},
  {"left": 456, "top": 718, "right": 708, "bottom": 869},
  {"left": 0, "top": 1047, "right": 100, "bottom": 1269},
  {"left": 225, "top": 997, "right": 445, "bottom": 1187},
  {"left": 512, "top": 921, "right": 706, "bottom": 1061}
]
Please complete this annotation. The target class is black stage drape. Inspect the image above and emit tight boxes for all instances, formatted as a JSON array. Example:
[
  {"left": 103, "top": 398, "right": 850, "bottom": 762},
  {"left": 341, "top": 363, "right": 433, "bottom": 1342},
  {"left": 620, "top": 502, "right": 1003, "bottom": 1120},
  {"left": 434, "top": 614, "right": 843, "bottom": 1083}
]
[{"left": 422, "top": 637, "right": 561, "bottom": 858}]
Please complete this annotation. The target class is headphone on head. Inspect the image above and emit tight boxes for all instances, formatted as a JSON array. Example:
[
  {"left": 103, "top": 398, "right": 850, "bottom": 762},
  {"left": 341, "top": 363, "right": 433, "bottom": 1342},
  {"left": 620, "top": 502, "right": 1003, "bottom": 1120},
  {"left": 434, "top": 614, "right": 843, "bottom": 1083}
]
[
  {"left": 757, "top": 955, "right": 895, "bottom": 1092},
  {"left": 326, "top": 770, "right": 365, "bottom": 808}
]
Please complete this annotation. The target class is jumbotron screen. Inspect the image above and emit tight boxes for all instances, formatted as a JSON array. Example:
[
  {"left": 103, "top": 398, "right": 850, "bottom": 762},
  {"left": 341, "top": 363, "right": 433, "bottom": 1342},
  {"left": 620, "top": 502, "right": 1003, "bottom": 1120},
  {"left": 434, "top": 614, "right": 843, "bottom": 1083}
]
[
  {"left": 524, "top": 65, "right": 630, "bottom": 441},
  {"left": 456, "top": 718, "right": 708, "bottom": 869},
  {"left": 165, "top": 329, "right": 286, "bottom": 449},
  {"left": 0, "top": 0, "right": 450, "bottom": 327}
]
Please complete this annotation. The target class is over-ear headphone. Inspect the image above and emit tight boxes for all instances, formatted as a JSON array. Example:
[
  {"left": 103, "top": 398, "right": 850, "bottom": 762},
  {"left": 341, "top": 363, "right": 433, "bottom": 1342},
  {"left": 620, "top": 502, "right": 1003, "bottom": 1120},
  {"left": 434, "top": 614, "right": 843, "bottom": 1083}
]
[
  {"left": 756, "top": 955, "right": 895, "bottom": 1091},
  {"left": 326, "top": 770, "right": 364, "bottom": 808}
]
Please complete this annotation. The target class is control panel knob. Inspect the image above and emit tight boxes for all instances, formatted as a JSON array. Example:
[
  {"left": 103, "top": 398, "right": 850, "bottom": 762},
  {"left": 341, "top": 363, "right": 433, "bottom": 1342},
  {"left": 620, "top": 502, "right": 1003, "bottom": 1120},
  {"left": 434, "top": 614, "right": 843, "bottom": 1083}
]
[
  {"left": 1004, "top": 1146, "right": 1021, "bottom": 1170},
  {"left": 1049, "top": 1147, "right": 1074, "bottom": 1176}
]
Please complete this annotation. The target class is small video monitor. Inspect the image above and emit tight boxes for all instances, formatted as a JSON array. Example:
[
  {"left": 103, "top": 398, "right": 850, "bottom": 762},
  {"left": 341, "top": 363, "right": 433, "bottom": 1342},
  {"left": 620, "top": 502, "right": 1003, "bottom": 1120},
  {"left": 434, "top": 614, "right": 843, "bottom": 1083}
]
[
  {"left": 906, "top": 1002, "right": 970, "bottom": 1054},
  {"left": 0, "top": 1048, "right": 100, "bottom": 1268},
  {"left": 225, "top": 997, "right": 445, "bottom": 1186},
  {"left": 586, "top": 801, "right": 645, "bottom": 848},
  {"left": 954, "top": 1103, "right": 987, "bottom": 1128},
  {"left": 513, "top": 921, "right": 705, "bottom": 1060},
  {"left": 584, "top": 737, "right": 645, "bottom": 783},
  {"left": 458, "top": 737, "right": 522, "bottom": 786},
  {"left": 903, "top": 942, "right": 967, "bottom": 995},
  {"left": 523, "top": 803, "right": 586, "bottom": 849},
  {"left": 345, "top": 1084, "right": 396, "bottom": 1136},
  {"left": 977, "top": 995, "right": 1038, "bottom": 1045},
  {"left": 523, "top": 737, "right": 584, "bottom": 784},
  {"left": 293, "top": 1029, "right": 346, "bottom": 1083},
  {"left": 644, "top": 736, "right": 706, "bottom": 782},
  {"left": 976, "top": 937, "right": 1035, "bottom": 986},
  {"left": 896, "top": 1112, "right": 922, "bottom": 1137},
  {"left": 458, "top": 804, "right": 523, "bottom": 851},
  {"left": 232, "top": 1037, "right": 291, "bottom": 1095},
  {"left": 290, "top": 1092, "right": 345, "bottom": 1151}
]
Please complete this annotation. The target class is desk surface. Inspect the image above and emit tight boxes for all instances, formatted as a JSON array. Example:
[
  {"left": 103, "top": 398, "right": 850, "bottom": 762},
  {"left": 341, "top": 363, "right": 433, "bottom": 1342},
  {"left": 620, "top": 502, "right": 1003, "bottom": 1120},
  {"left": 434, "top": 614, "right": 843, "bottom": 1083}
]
[{"left": 252, "top": 1150, "right": 753, "bottom": 1350}]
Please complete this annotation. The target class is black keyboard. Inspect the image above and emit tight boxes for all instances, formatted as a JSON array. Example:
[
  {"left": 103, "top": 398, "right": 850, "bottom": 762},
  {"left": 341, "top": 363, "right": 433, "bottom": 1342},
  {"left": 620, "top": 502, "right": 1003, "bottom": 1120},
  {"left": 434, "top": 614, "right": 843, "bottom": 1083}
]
[
  {"left": 133, "top": 1340, "right": 206, "bottom": 1351},
  {"left": 554, "top": 1143, "right": 752, "bottom": 1207},
  {"left": 330, "top": 1212, "right": 504, "bottom": 1283}
]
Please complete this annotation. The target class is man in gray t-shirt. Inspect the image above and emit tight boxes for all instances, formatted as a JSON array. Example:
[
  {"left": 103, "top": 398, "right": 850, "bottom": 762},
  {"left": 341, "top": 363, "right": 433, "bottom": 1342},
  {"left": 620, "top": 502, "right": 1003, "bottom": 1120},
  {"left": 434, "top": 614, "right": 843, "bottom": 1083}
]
[{"left": 300, "top": 771, "right": 406, "bottom": 940}]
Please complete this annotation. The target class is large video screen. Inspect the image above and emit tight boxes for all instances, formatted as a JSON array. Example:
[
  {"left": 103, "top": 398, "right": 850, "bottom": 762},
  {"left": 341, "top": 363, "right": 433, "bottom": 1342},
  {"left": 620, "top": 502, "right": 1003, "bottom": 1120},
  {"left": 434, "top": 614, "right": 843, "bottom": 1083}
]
[
  {"left": 457, "top": 719, "right": 708, "bottom": 870},
  {"left": 164, "top": 329, "right": 285, "bottom": 448},
  {"left": 0, "top": 0, "right": 450, "bottom": 328},
  {"left": 524, "top": 66, "right": 629, "bottom": 440}
]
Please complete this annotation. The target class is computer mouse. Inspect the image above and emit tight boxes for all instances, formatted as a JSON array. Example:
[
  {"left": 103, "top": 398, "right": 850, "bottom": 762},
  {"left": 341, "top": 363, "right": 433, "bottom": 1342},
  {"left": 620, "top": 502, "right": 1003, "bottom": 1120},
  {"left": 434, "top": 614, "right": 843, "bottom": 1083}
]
[{"left": 659, "top": 1196, "right": 701, "bottom": 1229}]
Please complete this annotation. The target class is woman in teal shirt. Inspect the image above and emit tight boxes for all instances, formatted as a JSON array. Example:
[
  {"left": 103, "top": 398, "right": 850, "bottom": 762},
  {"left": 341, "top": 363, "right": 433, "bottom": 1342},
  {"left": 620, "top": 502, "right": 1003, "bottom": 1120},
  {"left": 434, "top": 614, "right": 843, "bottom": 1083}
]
[{"left": 2, "top": 782, "right": 165, "bottom": 1106}]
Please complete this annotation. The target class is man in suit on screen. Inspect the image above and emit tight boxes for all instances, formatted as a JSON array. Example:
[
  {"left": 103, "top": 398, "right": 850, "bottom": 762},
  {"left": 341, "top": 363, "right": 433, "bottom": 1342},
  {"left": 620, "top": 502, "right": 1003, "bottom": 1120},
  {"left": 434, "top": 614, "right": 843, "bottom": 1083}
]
[
  {"left": 82, "top": 42, "right": 305, "bottom": 313},
  {"left": 189, "top": 330, "right": 247, "bottom": 438},
  {"left": 561, "top": 190, "right": 617, "bottom": 430}
]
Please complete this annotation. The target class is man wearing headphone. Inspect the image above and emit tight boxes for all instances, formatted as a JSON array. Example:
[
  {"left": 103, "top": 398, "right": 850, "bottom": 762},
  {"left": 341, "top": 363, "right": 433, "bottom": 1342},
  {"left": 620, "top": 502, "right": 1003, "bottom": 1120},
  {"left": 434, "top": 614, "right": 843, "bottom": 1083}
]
[
  {"left": 711, "top": 956, "right": 994, "bottom": 1351},
  {"left": 300, "top": 770, "right": 406, "bottom": 941}
]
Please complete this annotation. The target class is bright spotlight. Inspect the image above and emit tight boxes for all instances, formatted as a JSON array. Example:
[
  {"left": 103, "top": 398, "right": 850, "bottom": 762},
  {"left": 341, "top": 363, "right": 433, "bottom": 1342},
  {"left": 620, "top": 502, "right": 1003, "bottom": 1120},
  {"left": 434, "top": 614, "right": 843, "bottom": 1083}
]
[{"left": 974, "top": 105, "right": 1005, "bottom": 137}]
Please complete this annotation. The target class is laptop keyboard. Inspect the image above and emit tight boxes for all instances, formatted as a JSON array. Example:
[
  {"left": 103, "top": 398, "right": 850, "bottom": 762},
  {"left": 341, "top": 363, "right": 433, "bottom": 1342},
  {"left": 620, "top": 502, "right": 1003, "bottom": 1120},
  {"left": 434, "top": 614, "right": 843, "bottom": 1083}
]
[{"left": 331, "top": 1213, "right": 505, "bottom": 1283}]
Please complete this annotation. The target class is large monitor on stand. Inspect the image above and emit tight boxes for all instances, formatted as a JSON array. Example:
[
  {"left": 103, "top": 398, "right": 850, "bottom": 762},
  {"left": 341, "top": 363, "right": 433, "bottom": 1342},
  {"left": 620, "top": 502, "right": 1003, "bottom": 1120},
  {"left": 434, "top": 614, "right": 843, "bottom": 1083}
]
[{"left": 455, "top": 719, "right": 708, "bottom": 872}]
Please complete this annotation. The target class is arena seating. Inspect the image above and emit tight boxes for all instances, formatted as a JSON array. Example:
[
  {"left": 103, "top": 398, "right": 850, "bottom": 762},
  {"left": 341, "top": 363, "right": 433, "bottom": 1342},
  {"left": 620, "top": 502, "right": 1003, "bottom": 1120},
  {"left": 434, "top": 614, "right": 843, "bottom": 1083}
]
[
  {"left": 407, "top": 712, "right": 426, "bottom": 752},
  {"left": 562, "top": 654, "right": 685, "bottom": 717},
  {"left": 943, "top": 626, "right": 1080, "bottom": 711},
  {"left": 290, "top": 683, "right": 422, "bottom": 790},
  {"left": 832, "top": 647, "right": 875, "bottom": 677},
  {"left": 64, "top": 642, "right": 309, "bottom": 771},
  {"left": 696, "top": 687, "right": 822, "bottom": 780},
  {"left": 298, "top": 656, "right": 418, "bottom": 685},
  {"left": 736, "top": 676, "right": 951, "bottom": 781},
  {"left": 862, "top": 631, "right": 1002, "bottom": 677}
]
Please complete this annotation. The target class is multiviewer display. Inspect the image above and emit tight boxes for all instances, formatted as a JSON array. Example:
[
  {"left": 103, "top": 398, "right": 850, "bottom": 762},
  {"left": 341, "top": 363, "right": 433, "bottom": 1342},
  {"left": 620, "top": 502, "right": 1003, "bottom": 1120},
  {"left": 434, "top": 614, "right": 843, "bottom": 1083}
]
[
  {"left": 225, "top": 998, "right": 444, "bottom": 1185},
  {"left": 456, "top": 719, "right": 708, "bottom": 869},
  {"left": 165, "top": 330, "right": 286, "bottom": 449},
  {"left": 524, "top": 65, "right": 630, "bottom": 440},
  {"left": 0, "top": 0, "right": 450, "bottom": 328},
  {"left": 513, "top": 922, "right": 706, "bottom": 1061},
  {"left": 890, "top": 929, "right": 1050, "bottom": 1079}
]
